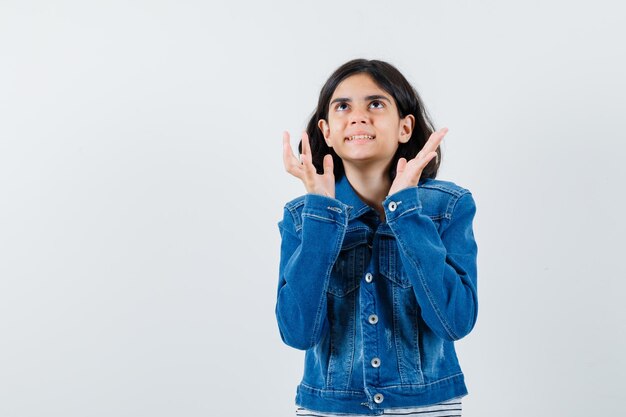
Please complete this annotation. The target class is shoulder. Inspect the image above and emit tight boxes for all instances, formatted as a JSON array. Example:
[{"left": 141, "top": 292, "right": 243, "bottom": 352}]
[
  {"left": 418, "top": 178, "right": 474, "bottom": 220},
  {"left": 282, "top": 195, "right": 308, "bottom": 226},
  {"left": 419, "top": 177, "right": 472, "bottom": 197},
  {"left": 277, "top": 195, "right": 306, "bottom": 234},
  {"left": 283, "top": 195, "right": 306, "bottom": 211}
]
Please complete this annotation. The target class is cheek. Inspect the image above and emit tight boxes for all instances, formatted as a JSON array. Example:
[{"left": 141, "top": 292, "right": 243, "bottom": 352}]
[
  {"left": 378, "top": 121, "right": 402, "bottom": 136},
  {"left": 329, "top": 121, "right": 346, "bottom": 135},
  {"left": 375, "top": 116, "right": 398, "bottom": 128}
]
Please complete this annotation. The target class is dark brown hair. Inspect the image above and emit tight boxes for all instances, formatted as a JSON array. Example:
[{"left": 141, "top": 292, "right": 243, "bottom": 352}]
[{"left": 299, "top": 59, "right": 441, "bottom": 181}]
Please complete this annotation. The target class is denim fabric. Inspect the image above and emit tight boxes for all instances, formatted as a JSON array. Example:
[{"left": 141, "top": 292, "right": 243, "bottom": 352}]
[{"left": 275, "top": 174, "right": 478, "bottom": 415}]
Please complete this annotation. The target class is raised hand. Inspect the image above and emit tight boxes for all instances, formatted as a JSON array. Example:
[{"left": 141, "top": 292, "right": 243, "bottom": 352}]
[
  {"left": 282, "top": 131, "right": 335, "bottom": 198},
  {"left": 388, "top": 127, "right": 448, "bottom": 196}
]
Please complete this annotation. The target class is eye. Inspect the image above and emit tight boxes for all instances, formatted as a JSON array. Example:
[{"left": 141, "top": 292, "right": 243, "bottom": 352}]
[
  {"left": 335, "top": 102, "right": 349, "bottom": 111},
  {"left": 370, "top": 100, "right": 385, "bottom": 109}
]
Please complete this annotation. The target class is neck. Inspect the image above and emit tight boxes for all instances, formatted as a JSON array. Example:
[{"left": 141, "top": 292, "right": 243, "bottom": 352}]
[{"left": 343, "top": 164, "right": 391, "bottom": 221}]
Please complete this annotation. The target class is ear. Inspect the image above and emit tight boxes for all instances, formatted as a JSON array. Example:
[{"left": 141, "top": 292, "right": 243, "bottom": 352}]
[
  {"left": 318, "top": 119, "right": 332, "bottom": 147},
  {"left": 398, "top": 114, "right": 415, "bottom": 144}
]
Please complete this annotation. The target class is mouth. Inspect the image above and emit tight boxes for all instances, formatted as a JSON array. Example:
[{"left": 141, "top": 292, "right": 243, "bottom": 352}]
[{"left": 345, "top": 134, "right": 376, "bottom": 142}]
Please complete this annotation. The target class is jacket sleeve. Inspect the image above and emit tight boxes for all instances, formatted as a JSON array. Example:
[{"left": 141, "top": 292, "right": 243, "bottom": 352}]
[
  {"left": 383, "top": 186, "right": 478, "bottom": 341},
  {"left": 275, "top": 193, "right": 349, "bottom": 350}
]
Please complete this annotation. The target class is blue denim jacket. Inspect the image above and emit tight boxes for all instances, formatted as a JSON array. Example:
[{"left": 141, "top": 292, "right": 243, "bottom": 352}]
[{"left": 275, "top": 174, "right": 478, "bottom": 415}]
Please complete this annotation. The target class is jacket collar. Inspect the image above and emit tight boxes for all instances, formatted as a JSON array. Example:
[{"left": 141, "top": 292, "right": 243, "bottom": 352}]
[
  {"left": 335, "top": 173, "right": 429, "bottom": 221},
  {"left": 335, "top": 174, "right": 377, "bottom": 221}
]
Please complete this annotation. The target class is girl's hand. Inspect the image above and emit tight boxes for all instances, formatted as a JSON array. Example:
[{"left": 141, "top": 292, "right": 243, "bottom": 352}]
[
  {"left": 388, "top": 127, "right": 448, "bottom": 196},
  {"left": 283, "top": 130, "right": 335, "bottom": 198}
]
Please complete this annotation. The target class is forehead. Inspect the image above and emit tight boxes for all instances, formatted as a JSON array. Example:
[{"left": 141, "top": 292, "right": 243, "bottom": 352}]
[{"left": 331, "top": 73, "right": 391, "bottom": 100}]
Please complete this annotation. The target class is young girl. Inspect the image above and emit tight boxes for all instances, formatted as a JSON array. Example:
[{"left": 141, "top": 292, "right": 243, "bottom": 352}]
[{"left": 276, "top": 59, "right": 478, "bottom": 416}]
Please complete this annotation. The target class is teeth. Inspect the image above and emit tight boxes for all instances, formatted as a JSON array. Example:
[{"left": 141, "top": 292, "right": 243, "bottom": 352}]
[{"left": 347, "top": 135, "right": 374, "bottom": 141}]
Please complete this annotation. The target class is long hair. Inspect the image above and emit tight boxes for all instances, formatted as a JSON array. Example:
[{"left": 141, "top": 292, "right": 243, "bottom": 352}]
[{"left": 299, "top": 59, "right": 441, "bottom": 182}]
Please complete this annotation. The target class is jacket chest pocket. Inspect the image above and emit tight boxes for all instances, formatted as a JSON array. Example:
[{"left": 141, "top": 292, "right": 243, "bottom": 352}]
[
  {"left": 378, "top": 215, "right": 442, "bottom": 288},
  {"left": 378, "top": 236, "right": 412, "bottom": 288},
  {"left": 327, "top": 230, "right": 369, "bottom": 297}
]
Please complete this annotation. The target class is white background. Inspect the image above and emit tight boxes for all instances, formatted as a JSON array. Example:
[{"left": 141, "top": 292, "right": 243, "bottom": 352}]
[{"left": 1, "top": 1, "right": 625, "bottom": 416}]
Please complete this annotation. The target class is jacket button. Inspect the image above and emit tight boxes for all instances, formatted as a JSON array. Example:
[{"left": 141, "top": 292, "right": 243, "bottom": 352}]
[
  {"left": 388, "top": 201, "right": 397, "bottom": 211},
  {"left": 374, "top": 393, "right": 384, "bottom": 404},
  {"left": 368, "top": 314, "right": 378, "bottom": 324},
  {"left": 371, "top": 357, "right": 381, "bottom": 368},
  {"left": 364, "top": 272, "right": 373, "bottom": 283}
]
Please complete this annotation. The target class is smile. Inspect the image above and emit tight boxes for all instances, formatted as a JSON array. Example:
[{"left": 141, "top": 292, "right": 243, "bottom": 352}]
[{"left": 345, "top": 135, "right": 375, "bottom": 141}]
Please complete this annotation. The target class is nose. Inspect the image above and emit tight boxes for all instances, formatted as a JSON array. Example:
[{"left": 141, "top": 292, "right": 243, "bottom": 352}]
[{"left": 349, "top": 107, "right": 369, "bottom": 125}]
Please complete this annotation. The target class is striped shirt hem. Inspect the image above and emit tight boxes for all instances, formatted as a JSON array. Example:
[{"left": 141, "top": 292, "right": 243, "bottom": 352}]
[{"left": 295, "top": 396, "right": 463, "bottom": 417}]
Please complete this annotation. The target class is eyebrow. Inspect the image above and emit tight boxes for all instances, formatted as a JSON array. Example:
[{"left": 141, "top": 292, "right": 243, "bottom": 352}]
[{"left": 330, "top": 95, "right": 392, "bottom": 105}]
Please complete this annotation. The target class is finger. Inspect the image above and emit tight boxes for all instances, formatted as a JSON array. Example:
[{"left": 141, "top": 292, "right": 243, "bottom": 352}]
[
  {"left": 433, "top": 127, "right": 448, "bottom": 141},
  {"left": 323, "top": 154, "right": 334, "bottom": 178},
  {"left": 283, "top": 131, "right": 296, "bottom": 167},
  {"left": 427, "top": 128, "right": 446, "bottom": 148},
  {"left": 301, "top": 131, "right": 313, "bottom": 163},
  {"left": 421, "top": 127, "right": 447, "bottom": 157},
  {"left": 414, "top": 150, "right": 437, "bottom": 166},
  {"left": 423, "top": 152, "right": 438, "bottom": 167},
  {"left": 396, "top": 157, "right": 407, "bottom": 175},
  {"left": 301, "top": 131, "right": 315, "bottom": 169},
  {"left": 406, "top": 158, "right": 425, "bottom": 183},
  {"left": 403, "top": 152, "right": 434, "bottom": 183},
  {"left": 298, "top": 131, "right": 317, "bottom": 183},
  {"left": 431, "top": 127, "right": 447, "bottom": 146},
  {"left": 283, "top": 131, "right": 303, "bottom": 177}
]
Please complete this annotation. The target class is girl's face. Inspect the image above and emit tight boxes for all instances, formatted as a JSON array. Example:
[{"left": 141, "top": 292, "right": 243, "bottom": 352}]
[{"left": 318, "top": 73, "right": 414, "bottom": 171}]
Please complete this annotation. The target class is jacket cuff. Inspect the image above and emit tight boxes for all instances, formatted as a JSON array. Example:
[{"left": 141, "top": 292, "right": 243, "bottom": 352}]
[
  {"left": 382, "top": 186, "right": 422, "bottom": 222},
  {"left": 302, "top": 193, "right": 350, "bottom": 226}
]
